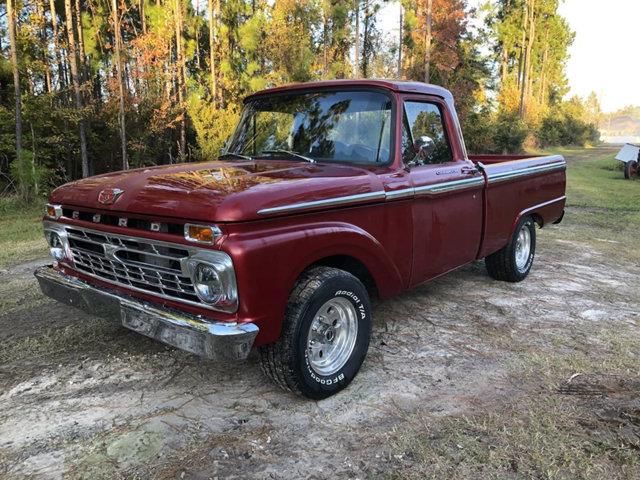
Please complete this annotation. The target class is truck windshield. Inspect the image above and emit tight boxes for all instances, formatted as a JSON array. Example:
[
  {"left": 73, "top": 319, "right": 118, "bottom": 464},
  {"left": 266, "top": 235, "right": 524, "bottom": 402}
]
[{"left": 226, "top": 90, "right": 393, "bottom": 165}]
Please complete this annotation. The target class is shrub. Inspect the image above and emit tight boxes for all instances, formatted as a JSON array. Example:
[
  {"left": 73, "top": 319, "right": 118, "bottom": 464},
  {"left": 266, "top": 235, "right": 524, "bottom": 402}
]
[
  {"left": 9, "top": 149, "right": 50, "bottom": 202},
  {"left": 538, "top": 112, "right": 600, "bottom": 148},
  {"left": 464, "top": 110, "right": 527, "bottom": 154},
  {"left": 187, "top": 95, "right": 240, "bottom": 160}
]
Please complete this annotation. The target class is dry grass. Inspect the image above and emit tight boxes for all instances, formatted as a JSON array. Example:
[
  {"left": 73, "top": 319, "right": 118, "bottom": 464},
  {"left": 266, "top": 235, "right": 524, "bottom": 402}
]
[
  {"left": 0, "top": 196, "right": 48, "bottom": 268},
  {"left": 390, "top": 325, "right": 640, "bottom": 480},
  {"left": 388, "top": 147, "right": 640, "bottom": 479}
]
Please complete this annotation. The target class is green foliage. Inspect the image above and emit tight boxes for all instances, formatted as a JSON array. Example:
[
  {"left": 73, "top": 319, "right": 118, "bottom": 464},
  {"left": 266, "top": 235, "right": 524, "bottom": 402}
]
[
  {"left": 538, "top": 98, "right": 601, "bottom": 147},
  {"left": 187, "top": 94, "right": 240, "bottom": 159},
  {"left": 9, "top": 149, "right": 49, "bottom": 201},
  {"left": 464, "top": 110, "right": 527, "bottom": 154},
  {"left": 0, "top": 0, "right": 607, "bottom": 192},
  {"left": 538, "top": 114, "right": 600, "bottom": 148}
]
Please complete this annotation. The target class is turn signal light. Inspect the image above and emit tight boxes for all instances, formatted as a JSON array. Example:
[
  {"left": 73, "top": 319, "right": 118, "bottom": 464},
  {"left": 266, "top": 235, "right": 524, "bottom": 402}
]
[
  {"left": 184, "top": 224, "right": 222, "bottom": 244},
  {"left": 45, "top": 204, "right": 63, "bottom": 219}
]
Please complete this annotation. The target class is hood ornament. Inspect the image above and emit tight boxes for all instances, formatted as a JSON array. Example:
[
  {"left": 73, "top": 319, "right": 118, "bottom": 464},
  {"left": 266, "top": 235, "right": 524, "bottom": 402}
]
[{"left": 98, "top": 188, "right": 124, "bottom": 205}]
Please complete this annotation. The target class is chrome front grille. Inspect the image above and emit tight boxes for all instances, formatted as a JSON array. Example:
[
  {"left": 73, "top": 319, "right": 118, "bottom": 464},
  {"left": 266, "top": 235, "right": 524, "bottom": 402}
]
[{"left": 63, "top": 226, "right": 201, "bottom": 305}]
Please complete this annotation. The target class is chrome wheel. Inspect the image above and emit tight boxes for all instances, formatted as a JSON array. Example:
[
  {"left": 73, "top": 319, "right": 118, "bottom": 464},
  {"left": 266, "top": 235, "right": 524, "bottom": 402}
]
[
  {"left": 306, "top": 297, "right": 358, "bottom": 376},
  {"left": 515, "top": 224, "right": 532, "bottom": 271}
]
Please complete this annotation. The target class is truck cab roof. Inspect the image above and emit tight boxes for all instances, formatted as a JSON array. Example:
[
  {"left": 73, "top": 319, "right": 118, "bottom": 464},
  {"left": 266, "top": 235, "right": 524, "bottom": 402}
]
[{"left": 244, "top": 79, "right": 454, "bottom": 102}]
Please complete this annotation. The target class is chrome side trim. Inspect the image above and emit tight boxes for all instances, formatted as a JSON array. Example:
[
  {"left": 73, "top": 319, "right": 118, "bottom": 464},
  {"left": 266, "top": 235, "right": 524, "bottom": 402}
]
[
  {"left": 414, "top": 176, "right": 484, "bottom": 196},
  {"left": 486, "top": 161, "right": 566, "bottom": 184},
  {"left": 519, "top": 195, "right": 566, "bottom": 218},
  {"left": 257, "top": 161, "right": 564, "bottom": 215},
  {"left": 385, "top": 188, "right": 415, "bottom": 200},
  {"left": 257, "top": 176, "right": 486, "bottom": 215},
  {"left": 257, "top": 191, "right": 386, "bottom": 215}
]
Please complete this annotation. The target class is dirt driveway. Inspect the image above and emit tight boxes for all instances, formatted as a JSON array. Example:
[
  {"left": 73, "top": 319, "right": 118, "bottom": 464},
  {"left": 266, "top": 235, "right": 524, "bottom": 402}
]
[{"left": 1, "top": 155, "right": 639, "bottom": 479}]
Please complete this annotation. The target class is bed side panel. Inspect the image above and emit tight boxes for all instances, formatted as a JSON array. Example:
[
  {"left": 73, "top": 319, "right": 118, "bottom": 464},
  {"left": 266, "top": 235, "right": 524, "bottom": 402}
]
[{"left": 479, "top": 155, "right": 566, "bottom": 258}]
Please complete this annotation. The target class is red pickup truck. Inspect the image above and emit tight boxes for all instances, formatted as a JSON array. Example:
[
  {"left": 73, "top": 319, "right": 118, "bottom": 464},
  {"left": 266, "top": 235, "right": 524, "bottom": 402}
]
[{"left": 35, "top": 80, "right": 566, "bottom": 399}]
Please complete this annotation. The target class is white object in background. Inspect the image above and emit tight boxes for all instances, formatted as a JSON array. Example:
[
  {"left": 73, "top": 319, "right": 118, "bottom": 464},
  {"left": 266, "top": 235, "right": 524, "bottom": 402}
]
[{"left": 615, "top": 143, "right": 640, "bottom": 163}]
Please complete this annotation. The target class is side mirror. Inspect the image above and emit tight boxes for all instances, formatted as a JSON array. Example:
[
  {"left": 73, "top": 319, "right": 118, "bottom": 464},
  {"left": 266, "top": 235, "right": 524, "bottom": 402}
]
[{"left": 415, "top": 135, "right": 436, "bottom": 160}]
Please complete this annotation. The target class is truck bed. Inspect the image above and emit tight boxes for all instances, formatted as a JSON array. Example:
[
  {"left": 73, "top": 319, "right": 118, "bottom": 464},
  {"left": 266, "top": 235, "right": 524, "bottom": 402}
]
[{"left": 469, "top": 153, "right": 567, "bottom": 258}]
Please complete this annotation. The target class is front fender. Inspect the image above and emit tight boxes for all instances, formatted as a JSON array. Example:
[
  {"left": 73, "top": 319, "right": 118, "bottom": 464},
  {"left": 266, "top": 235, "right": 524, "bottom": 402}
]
[{"left": 222, "top": 221, "right": 405, "bottom": 345}]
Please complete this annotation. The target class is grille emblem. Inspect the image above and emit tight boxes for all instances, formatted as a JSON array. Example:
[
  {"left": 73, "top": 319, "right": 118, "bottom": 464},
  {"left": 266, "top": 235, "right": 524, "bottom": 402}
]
[
  {"left": 118, "top": 217, "right": 128, "bottom": 227},
  {"left": 98, "top": 188, "right": 124, "bottom": 205}
]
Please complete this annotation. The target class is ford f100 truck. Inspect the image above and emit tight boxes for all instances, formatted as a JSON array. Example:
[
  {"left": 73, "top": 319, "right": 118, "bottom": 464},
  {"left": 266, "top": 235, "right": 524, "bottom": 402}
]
[{"left": 35, "top": 80, "right": 566, "bottom": 399}]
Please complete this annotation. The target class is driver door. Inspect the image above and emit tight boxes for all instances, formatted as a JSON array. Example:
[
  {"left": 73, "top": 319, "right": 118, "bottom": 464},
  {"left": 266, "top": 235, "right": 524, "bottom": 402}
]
[{"left": 402, "top": 97, "right": 484, "bottom": 285}]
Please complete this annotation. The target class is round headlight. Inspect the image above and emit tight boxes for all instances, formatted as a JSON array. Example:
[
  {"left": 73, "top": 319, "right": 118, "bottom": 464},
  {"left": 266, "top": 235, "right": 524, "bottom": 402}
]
[
  {"left": 47, "top": 232, "right": 65, "bottom": 261},
  {"left": 193, "top": 263, "right": 223, "bottom": 303}
]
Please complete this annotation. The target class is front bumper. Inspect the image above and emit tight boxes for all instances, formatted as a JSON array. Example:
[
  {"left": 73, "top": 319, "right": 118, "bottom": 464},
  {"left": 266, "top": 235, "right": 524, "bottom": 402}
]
[{"left": 34, "top": 265, "right": 258, "bottom": 361}]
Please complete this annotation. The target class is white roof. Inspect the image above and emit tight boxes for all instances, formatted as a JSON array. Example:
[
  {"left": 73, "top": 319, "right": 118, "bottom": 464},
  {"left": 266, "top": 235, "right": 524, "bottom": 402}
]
[{"left": 615, "top": 143, "right": 640, "bottom": 162}]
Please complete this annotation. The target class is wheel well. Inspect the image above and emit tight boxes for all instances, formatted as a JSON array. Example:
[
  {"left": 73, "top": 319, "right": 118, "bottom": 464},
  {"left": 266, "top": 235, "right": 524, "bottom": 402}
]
[
  {"left": 308, "top": 255, "right": 379, "bottom": 298},
  {"left": 529, "top": 213, "right": 544, "bottom": 228}
]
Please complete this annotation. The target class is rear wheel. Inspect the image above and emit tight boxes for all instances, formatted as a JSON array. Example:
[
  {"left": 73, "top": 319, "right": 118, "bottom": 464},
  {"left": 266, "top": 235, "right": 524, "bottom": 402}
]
[
  {"left": 485, "top": 216, "right": 536, "bottom": 282},
  {"left": 624, "top": 161, "right": 638, "bottom": 179},
  {"left": 259, "top": 266, "right": 371, "bottom": 399}
]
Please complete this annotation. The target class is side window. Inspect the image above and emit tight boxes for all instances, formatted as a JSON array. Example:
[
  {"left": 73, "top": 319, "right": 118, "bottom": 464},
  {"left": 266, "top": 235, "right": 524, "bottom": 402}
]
[{"left": 402, "top": 101, "right": 452, "bottom": 166}]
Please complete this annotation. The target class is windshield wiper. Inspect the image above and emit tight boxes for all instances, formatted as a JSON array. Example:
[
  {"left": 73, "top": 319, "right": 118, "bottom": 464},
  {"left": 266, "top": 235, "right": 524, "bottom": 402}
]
[
  {"left": 218, "top": 152, "right": 253, "bottom": 161},
  {"left": 261, "top": 149, "right": 316, "bottom": 164}
]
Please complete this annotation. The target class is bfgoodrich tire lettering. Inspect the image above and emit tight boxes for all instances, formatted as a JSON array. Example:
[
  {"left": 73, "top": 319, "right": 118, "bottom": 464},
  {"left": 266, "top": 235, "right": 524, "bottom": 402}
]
[{"left": 259, "top": 266, "right": 372, "bottom": 399}]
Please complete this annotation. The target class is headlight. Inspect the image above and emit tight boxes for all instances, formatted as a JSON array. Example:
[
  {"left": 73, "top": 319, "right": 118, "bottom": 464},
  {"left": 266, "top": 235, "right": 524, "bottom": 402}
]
[
  {"left": 194, "top": 263, "right": 223, "bottom": 302},
  {"left": 46, "top": 231, "right": 66, "bottom": 261},
  {"left": 185, "top": 251, "right": 238, "bottom": 313}
]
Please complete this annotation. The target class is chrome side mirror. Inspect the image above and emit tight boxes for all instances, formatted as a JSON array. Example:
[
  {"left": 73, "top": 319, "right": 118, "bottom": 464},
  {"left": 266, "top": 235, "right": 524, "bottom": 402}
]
[{"left": 415, "top": 135, "right": 436, "bottom": 160}]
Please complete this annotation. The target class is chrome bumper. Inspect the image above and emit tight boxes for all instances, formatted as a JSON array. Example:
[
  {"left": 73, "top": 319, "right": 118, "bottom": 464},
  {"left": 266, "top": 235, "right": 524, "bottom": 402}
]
[{"left": 34, "top": 265, "right": 258, "bottom": 361}]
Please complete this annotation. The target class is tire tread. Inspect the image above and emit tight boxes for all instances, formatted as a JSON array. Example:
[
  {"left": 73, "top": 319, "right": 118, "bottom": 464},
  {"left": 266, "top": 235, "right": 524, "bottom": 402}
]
[
  {"left": 485, "top": 216, "right": 535, "bottom": 283},
  {"left": 259, "top": 266, "right": 356, "bottom": 397}
]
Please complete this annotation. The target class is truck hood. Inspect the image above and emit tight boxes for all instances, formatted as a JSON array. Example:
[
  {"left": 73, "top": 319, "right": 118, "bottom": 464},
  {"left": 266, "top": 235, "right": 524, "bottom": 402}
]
[{"left": 50, "top": 160, "right": 384, "bottom": 223}]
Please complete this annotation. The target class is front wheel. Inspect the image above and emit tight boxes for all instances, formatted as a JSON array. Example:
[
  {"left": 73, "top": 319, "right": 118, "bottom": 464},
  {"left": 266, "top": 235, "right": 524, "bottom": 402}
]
[
  {"left": 624, "top": 161, "right": 638, "bottom": 179},
  {"left": 485, "top": 216, "right": 536, "bottom": 282},
  {"left": 259, "top": 267, "right": 372, "bottom": 399}
]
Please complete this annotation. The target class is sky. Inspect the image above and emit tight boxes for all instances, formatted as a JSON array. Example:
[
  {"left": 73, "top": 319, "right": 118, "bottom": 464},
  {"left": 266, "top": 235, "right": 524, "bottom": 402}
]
[
  {"left": 378, "top": 0, "right": 640, "bottom": 113},
  {"left": 559, "top": 0, "right": 640, "bottom": 112}
]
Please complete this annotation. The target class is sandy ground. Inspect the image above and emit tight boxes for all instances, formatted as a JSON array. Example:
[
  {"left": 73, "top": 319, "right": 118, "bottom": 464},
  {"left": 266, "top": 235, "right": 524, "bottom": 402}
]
[{"left": 1, "top": 207, "right": 639, "bottom": 477}]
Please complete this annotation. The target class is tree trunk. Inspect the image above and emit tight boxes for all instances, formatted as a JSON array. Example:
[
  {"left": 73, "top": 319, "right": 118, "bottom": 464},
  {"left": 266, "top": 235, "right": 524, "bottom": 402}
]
[
  {"left": 194, "top": 0, "right": 201, "bottom": 69},
  {"left": 112, "top": 0, "right": 129, "bottom": 170},
  {"left": 322, "top": 6, "right": 328, "bottom": 76},
  {"left": 539, "top": 30, "right": 549, "bottom": 105},
  {"left": 500, "top": 45, "right": 508, "bottom": 84},
  {"left": 519, "top": 0, "right": 535, "bottom": 118},
  {"left": 354, "top": 0, "right": 360, "bottom": 78},
  {"left": 64, "top": 0, "right": 90, "bottom": 177},
  {"left": 517, "top": 0, "right": 528, "bottom": 90},
  {"left": 362, "top": 2, "right": 370, "bottom": 77},
  {"left": 36, "top": 0, "right": 53, "bottom": 93},
  {"left": 208, "top": 0, "right": 218, "bottom": 104},
  {"left": 75, "top": 0, "right": 86, "bottom": 83},
  {"left": 424, "top": 0, "right": 432, "bottom": 84},
  {"left": 397, "top": 3, "right": 403, "bottom": 79},
  {"left": 175, "top": 0, "right": 186, "bottom": 157},
  {"left": 49, "top": 0, "right": 67, "bottom": 89},
  {"left": 7, "top": 0, "right": 22, "bottom": 161},
  {"left": 140, "top": 0, "right": 147, "bottom": 34}
]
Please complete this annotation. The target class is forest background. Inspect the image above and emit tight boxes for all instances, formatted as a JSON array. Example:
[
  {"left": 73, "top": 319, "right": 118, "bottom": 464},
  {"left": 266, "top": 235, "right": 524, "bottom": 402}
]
[{"left": 0, "top": 0, "right": 606, "bottom": 199}]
